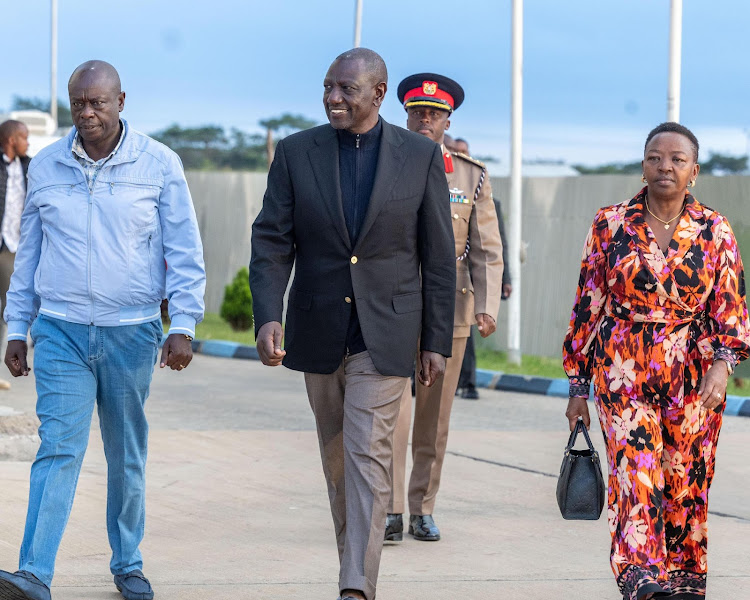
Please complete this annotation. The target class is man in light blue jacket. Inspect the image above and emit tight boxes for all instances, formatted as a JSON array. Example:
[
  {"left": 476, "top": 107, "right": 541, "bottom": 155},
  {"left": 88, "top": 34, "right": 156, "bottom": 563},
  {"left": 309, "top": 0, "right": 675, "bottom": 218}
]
[{"left": 0, "top": 61, "right": 205, "bottom": 600}]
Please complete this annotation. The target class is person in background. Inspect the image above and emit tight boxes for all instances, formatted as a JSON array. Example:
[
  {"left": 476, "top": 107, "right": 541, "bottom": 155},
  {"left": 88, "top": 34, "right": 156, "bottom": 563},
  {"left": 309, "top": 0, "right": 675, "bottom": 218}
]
[
  {"left": 452, "top": 137, "right": 470, "bottom": 156},
  {"left": 387, "top": 73, "right": 503, "bottom": 543},
  {"left": 453, "top": 137, "right": 512, "bottom": 399},
  {"left": 0, "top": 60, "right": 205, "bottom": 600},
  {"left": 0, "top": 119, "right": 30, "bottom": 391},
  {"left": 563, "top": 122, "right": 750, "bottom": 600},
  {"left": 250, "top": 49, "right": 455, "bottom": 600}
]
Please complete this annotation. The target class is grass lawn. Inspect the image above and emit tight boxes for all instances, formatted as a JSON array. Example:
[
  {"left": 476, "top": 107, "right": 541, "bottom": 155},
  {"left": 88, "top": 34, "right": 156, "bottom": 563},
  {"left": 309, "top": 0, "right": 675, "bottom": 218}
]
[
  {"left": 190, "top": 313, "right": 750, "bottom": 397},
  {"left": 475, "top": 346, "right": 566, "bottom": 379},
  {"left": 193, "top": 312, "right": 256, "bottom": 345}
]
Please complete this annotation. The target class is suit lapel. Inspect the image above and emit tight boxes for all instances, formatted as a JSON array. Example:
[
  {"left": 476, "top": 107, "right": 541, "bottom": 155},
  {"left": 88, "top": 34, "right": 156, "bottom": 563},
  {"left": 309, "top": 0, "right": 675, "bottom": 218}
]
[
  {"left": 354, "top": 121, "right": 406, "bottom": 249},
  {"left": 308, "top": 126, "right": 351, "bottom": 249}
]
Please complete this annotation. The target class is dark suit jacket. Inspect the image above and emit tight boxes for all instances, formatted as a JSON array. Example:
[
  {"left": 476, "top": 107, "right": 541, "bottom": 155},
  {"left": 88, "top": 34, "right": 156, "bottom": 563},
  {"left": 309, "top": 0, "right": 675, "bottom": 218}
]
[
  {"left": 0, "top": 154, "right": 31, "bottom": 225},
  {"left": 250, "top": 119, "right": 456, "bottom": 376},
  {"left": 493, "top": 198, "right": 511, "bottom": 288}
]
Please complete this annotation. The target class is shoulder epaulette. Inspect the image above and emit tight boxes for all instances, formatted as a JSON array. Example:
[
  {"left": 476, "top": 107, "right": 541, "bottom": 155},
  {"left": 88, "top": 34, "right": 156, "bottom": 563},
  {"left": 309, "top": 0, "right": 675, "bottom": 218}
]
[{"left": 451, "top": 151, "right": 486, "bottom": 170}]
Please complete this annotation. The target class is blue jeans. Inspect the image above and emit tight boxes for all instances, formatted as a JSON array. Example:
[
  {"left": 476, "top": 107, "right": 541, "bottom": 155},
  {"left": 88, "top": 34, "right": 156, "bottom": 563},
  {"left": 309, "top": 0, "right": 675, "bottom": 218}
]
[{"left": 20, "top": 315, "right": 161, "bottom": 586}]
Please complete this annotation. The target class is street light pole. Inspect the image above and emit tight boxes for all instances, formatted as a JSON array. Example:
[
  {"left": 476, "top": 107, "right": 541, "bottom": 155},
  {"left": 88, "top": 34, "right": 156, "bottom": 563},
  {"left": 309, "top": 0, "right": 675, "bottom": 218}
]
[
  {"left": 507, "top": 0, "right": 523, "bottom": 365},
  {"left": 353, "top": 0, "right": 363, "bottom": 48},
  {"left": 667, "top": 0, "right": 682, "bottom": 122},
  {"left": 50, "top": 0, "right": 58, "bottom": 127}
]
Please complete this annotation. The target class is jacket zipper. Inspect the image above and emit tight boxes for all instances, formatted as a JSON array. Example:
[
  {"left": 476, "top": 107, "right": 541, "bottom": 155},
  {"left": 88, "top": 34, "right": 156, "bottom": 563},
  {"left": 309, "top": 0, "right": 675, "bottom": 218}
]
[
  {"left": 147, "top": 233, "right": 153, "bottom": 291},
  {"left": 353, "top": 134, "right": 361, "bottom": 234},
  {"left": 87, "top": 185, "right": 94, "bottom": 324}
]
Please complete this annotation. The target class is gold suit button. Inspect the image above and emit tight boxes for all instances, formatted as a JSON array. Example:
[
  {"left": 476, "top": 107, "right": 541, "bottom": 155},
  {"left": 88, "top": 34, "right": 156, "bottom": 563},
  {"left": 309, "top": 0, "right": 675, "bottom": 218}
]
[
  {"left": 461, "top": 288, "right": 467, "bottom": 294},
  {"left": 351, "top": 256, "right": 358, "bottom": 264},
  {"left": 345, "top": 297, "right": 352, "bottom": 303},
  {"left": 453, "top": 213, "right": 459, "bottom": 220}
]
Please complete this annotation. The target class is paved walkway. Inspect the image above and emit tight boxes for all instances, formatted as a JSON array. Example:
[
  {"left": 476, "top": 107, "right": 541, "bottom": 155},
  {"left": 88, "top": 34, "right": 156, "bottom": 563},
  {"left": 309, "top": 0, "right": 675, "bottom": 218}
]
[{"left": 1, "top": 354, "right": 749, "bottom": 599}]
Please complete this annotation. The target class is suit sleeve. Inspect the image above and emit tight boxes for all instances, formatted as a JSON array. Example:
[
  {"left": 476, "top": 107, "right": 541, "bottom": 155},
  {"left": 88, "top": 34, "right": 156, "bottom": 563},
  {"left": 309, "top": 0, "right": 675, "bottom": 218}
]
[
  {"left": 418, "top": 145, "right": 456, "bottom": 357},
  {"left": 249, "top": 138, "right": 296, "bottom": 336},
  {"left": 494, "top": 198, "right": 511, "bottom": 286},
  {"left": 468, "top": 171, "right": 503, "bottom": 320}
]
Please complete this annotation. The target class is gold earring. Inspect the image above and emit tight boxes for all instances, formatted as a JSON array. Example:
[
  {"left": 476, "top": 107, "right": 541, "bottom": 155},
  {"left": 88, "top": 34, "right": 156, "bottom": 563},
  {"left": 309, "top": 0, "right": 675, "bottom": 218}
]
[
  {"left": 641, "top": 175, "right": 647, "bottom": 183},
  {"left": 689, "top": 180, "right": 696, "bottom": 188}
]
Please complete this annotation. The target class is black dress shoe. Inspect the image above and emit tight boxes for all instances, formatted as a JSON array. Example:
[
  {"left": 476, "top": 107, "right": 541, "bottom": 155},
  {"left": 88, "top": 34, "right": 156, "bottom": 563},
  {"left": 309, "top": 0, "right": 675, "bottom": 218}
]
[
  {"left": 409, "top": 514, "right": 441, "bottom": 541},
  {"left": 384, "top": 513, "right": 403, "bottom": 541},
  {"left": 461, "top": 386, "right": 480, "bottom": 400}
]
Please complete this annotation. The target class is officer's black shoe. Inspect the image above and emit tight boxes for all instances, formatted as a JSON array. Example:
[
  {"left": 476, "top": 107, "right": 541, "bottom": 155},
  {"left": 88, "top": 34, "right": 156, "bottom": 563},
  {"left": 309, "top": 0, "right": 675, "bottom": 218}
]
[
  {"left": 409, "top": 514, "right": 441, "bottom": 541},
  {"left": 461, "top": 386, "right": 480, "bottom": 400},
  {"left": 384, "top": 513, "right": 403, "bottom": 541}
]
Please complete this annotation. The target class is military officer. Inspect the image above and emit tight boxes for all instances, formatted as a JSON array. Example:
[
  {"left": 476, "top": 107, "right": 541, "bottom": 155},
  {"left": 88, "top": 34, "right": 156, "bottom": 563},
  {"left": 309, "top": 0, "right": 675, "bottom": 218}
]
[{"left": 387, "top": 74, "right": 504, "bottom": 542}]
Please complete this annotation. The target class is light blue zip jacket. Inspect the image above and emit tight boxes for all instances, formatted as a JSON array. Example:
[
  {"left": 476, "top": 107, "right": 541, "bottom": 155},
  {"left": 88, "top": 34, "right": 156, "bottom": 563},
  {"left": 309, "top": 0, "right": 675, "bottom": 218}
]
[{"left": 4, "top": 120, "right": 205, "bottom": 339}]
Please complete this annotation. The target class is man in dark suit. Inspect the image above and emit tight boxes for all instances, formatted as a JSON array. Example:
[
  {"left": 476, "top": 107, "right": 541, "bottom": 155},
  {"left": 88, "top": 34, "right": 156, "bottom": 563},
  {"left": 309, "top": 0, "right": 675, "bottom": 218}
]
[
  {"left": 0, "top": 119, "right": 30, "bottom": 391},
  {"left": 249, "top": 48, "right": 455, "bottom": 600}
]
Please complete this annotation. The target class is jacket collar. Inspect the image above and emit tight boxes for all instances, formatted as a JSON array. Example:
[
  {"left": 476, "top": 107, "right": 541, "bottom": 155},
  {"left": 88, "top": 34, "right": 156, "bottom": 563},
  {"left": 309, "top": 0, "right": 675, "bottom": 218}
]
[
  {"left": 60, "top": 119, "right": 139, "bottom": 169},
  {"left": 307, "top": 117, "right": 407, "bottom": 251},
  {"left": 71, "top": 119, "right": 126, "bottom": 164}
]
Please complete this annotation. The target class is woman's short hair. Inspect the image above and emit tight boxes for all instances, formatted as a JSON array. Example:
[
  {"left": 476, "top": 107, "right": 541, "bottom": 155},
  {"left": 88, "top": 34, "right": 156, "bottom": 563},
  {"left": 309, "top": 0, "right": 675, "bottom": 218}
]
[{"left": 644, "top": 122, "right": 699, "bottom": 162}]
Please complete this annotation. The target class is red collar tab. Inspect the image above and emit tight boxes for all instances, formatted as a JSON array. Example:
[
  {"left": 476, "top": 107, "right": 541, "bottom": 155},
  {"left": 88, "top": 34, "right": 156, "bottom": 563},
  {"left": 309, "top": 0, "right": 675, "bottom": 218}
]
[{"left": 443, "top": 152, "right": 454, "bottom": 173}]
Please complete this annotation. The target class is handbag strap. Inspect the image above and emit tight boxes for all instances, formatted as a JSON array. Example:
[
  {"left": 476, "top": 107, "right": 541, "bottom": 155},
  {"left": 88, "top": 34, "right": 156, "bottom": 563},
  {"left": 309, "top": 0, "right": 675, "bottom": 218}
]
[{"left": 566, "top": 418, "right": 596, "bottom": 452}]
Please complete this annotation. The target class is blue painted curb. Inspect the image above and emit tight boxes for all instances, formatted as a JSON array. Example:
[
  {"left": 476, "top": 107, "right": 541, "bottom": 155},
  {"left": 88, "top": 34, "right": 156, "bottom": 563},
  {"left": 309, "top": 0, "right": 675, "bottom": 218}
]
[
  {"left": 190, "top": 339, "right": 259, "bottom": 361},
  {"left": 187, "top": 340, "right": 750, "bottom": 418}
]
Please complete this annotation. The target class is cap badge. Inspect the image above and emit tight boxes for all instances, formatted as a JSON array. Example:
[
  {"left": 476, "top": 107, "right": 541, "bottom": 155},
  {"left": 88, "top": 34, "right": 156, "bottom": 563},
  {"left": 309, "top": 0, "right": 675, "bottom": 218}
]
[{"left": 422, "top": 81, "right": 438, "bottom": 96}]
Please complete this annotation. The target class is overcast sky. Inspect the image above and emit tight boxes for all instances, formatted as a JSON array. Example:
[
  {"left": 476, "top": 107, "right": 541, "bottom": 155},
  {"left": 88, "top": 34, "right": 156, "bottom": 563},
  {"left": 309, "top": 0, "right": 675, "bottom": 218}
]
[{"left": 3, "top": 0, "right": 749, "bottom": 167}]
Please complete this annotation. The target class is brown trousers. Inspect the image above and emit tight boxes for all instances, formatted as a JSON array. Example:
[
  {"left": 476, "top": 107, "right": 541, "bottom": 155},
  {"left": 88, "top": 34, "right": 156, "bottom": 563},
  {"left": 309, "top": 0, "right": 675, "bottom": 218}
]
[
  {"left": 390, "top": 335, "right": 467, "bottom": 515},
  {"left": 304, "top": 351, "right": 406, "bottom": 600}
]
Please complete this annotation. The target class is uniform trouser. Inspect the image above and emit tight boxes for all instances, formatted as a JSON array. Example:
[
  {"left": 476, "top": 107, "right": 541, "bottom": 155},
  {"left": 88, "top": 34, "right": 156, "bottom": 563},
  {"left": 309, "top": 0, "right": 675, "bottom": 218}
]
[
  {"left": 390, "top": 336, "right": 467, "bottom": 516},
  {"left": 0, "top": 246, "right": 15, "bottom": 359},
  {"left": 596, "top": 392, "right": 723, "bottom": 600},
  {"left": 457, "top": 330, "right": 476, "bottom": 390},
  {"left": 304, "top": 351, "right": 406, "bottom": 600},
  {"left": 19, "top": 314, "right": 161, "bottom": 587}
]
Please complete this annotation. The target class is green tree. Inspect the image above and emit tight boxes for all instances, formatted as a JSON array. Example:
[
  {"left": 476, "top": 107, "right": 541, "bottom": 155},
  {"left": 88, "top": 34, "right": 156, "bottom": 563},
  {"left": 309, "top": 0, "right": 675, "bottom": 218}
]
[
  {"left": 259, "top": 113, "right": 317, "bottom": 167},
  {"left": 151, "top": 124, "right": 230, "bottom": 170},
  {"left": 572, "top": 161, "right": 642, "bottom": 175},
  {"left": 220, "top": 268, "right": 254, "bottom": 331},
  {"left": 11, "top": 95, "right": 73, "bottom": 127},
  {"left": 700, "top": 152, "right": 748, "bottom": 175},
  {"left": 220, "top": 128, "right": 267, "bottom": 171}
]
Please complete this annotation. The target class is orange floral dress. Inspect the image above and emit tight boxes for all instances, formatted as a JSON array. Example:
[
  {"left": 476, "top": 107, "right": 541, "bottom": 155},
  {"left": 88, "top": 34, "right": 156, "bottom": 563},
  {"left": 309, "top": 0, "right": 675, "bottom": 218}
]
[{"left": 563, "top": 188, "right": 750, "bottom": 600}]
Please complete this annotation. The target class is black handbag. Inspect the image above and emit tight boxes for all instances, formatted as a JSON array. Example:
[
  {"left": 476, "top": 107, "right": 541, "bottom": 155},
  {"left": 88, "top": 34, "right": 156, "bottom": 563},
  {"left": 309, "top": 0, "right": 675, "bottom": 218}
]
[{"left": 556, "top": 418, "right": 606, "bottom": 520}]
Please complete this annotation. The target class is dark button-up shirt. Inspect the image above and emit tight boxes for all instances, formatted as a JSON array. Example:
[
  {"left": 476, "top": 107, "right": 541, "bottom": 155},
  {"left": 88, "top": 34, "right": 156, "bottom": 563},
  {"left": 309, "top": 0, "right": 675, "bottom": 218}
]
[{"left": 338, "top": 118, "right": 383, "bottom": 355}]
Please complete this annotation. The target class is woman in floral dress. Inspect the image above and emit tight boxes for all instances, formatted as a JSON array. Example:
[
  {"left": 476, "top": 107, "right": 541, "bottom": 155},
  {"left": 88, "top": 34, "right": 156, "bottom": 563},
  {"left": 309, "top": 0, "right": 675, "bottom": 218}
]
[{"left": 563, "top": 122, "right": 750, "bottom": 600}]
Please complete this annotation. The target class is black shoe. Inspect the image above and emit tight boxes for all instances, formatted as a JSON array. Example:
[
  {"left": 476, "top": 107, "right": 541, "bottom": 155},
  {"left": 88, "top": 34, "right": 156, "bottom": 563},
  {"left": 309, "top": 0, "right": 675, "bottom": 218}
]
[
  {"left": 384, "top": 513, "right": 403, "bottom": 541},
  {"left": 461, "top": 386, "right": 480, "bottom": 400},
  {"left": 409, "top": 514, "right": 441, "bottom": 541},
  {"left": 114, "top": 570, "right": 154, "bottom": 600},
  {"left": 0, "top": 570, "right": 51, "bottom": 600}
]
